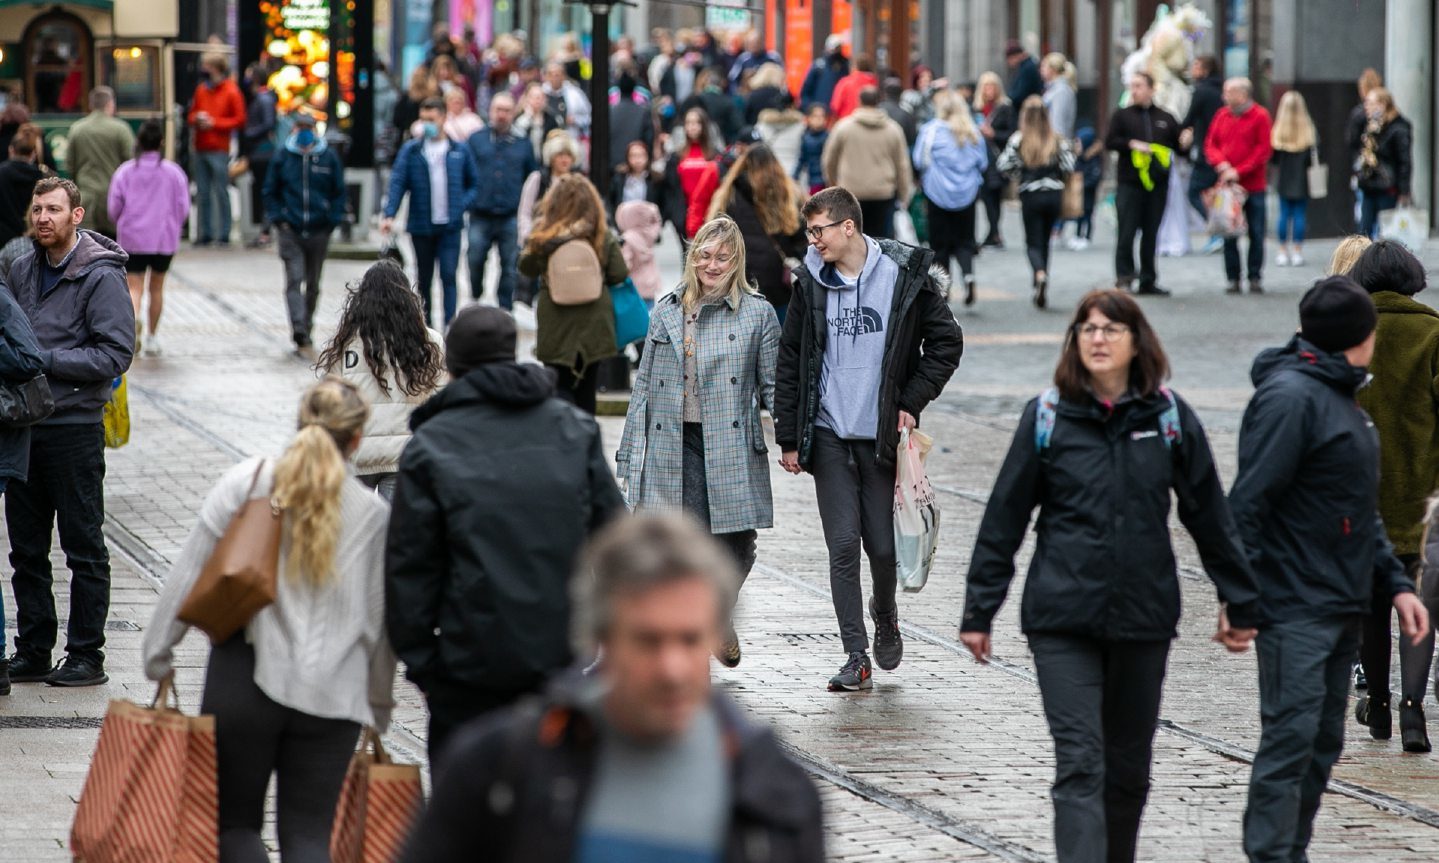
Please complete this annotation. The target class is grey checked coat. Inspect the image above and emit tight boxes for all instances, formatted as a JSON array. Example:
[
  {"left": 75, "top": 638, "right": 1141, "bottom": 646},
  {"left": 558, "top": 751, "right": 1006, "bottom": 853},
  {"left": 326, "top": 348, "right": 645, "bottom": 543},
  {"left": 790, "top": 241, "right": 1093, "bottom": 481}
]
[{"left": 617, "top": 287, "right": 780, "bottom": 534}]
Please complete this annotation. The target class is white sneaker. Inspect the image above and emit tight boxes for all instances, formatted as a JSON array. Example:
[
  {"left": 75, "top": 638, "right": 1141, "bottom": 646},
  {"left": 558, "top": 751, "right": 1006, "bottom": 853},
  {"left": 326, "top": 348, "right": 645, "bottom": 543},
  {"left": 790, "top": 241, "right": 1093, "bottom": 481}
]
[
  {"left": 145, "top": 333, "right": 163, "bottom": 357},
  {"left": 1275, "top": 251, "right": 1290, "bottom": 267},
  {"left": 1291, "top": 251, "right": 1305, "bottom": 267}
]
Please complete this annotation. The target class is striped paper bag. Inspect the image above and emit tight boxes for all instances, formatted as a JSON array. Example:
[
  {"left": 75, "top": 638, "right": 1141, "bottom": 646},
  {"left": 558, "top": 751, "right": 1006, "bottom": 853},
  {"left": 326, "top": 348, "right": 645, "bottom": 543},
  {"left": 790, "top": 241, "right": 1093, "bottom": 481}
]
[
  {"left": 72, "top": 678, "right": 218, "bottom": 863},
  {"left": 331, "top": 728, "right": 425, "bottom": 863}
]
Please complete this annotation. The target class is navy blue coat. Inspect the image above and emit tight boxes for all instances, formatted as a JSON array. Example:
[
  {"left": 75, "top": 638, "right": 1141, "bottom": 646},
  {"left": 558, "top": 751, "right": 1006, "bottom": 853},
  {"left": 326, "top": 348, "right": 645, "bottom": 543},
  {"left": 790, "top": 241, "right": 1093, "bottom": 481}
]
[
  {"left": 385, "top": 138, "right": 480, "bottom": 236},
  {"left": 466, "top": 128, "right": 538, "bottom": 217},
  {"left": 0, "top": 280, "right": 46, "bottom": 481},
  {"left": 800, "top": 54, "right": 849, "bottom": 112},
  {"left": 261, "top": 136, "right": 347, "bottom": 234}
]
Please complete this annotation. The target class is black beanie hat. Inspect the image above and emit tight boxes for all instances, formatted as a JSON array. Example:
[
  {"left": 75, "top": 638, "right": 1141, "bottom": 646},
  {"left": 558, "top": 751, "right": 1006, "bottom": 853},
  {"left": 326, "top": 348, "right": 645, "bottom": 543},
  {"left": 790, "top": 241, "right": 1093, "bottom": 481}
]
[
  {"left": 445, "top": 305, "right": 517, "bottom": 375},
  {"left": 1299, "top": 276, "right": 1377, "bottom": 354}
]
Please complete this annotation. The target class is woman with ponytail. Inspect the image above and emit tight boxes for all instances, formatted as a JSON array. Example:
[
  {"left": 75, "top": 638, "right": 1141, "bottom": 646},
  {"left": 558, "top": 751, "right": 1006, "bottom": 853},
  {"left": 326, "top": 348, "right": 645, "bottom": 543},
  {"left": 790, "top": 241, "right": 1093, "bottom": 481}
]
[{"left": 143, "top": 379, "right": 395, "bottom": 862}]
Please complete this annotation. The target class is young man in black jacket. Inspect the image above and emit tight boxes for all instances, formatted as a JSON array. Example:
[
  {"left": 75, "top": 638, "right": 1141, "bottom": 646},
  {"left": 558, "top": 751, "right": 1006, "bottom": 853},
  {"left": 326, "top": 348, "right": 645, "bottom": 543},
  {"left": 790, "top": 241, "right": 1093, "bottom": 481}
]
[
  {"left": 385, "top": 305, "right": 624, "bottom": 761},
  {"left": 1106, "top": 72, "right": 1182, "bottom": 295},
  {"left": 399, "top": 516, "right": 825, "bottom": 863},
  {"left": 1230, "top": 277, "right": 1429, "bottom": 862},
  {"left": 775, "top": 186, "right": 962, "bottom": 691}
]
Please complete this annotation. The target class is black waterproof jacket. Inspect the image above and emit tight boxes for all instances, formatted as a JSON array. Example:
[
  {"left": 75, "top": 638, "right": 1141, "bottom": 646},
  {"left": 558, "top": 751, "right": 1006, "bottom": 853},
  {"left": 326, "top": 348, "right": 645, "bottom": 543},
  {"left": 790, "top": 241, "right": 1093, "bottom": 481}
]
[
  {"left": 384, "top": 363, "right": 625, "bottom": 693},
  {"left": 399, "top": 674, "right": 825, "bottom": 863},
  {"left": 774, "top": 239, "right": 962, "bottom": 469},
  {"left": 1229, "top": 337, "right": 1414, "bottom": 625},
  {"left": 1104, "top": 103, "right": 1183, "bottom": 189},
  {"left": 962, "top": 389, "right": 1261, "bottom": 639}
]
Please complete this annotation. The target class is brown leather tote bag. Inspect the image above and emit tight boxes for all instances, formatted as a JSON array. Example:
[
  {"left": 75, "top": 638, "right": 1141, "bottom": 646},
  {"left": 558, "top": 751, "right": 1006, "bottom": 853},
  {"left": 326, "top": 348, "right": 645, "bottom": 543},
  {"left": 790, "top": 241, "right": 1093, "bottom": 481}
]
[{"left": 178, "top": 460, "right": 283, "bottom": 644}]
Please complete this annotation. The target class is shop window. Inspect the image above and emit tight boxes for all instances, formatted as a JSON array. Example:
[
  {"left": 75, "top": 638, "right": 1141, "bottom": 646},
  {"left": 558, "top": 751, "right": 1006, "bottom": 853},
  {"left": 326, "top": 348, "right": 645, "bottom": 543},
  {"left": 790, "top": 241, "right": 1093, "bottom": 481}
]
[
  {"left": 103, "top": 45, "right": 161, "bottom": 113},
  {"left": 24, "top": 12, "right": 92, "bottom": 114}
]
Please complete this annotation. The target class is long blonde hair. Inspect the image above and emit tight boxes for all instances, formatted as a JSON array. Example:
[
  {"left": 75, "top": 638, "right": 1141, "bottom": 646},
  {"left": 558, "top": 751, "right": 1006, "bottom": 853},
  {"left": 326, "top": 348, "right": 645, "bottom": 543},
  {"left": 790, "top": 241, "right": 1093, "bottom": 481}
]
[
  {"left": 271, "top": 379, "right": 369, "bottom": 588},
  {"left": 681, "top": 217, "right": 756, "bottom": 311},
  {"left": 1017, "top": 95, "right": 1058, "bottom": 167},
  {"left": 1271, "top": 91, "right": 1316, "bottom": 151},
  {"left": 974, "top": 71, "right": 1008, "bottom": 111},
  {"left": 524, "top": 173, "right": 608, "bottom": 259},
  {"left": 933, "top": 89, "right": 980, "bottom": 146},
  {"left": 708, "top": 144, "right": 802, "bottom": 236}
]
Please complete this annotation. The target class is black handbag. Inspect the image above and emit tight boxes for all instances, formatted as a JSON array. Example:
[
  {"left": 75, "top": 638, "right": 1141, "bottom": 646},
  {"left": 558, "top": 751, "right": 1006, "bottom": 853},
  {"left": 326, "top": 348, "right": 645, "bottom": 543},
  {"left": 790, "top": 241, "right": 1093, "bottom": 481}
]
[{"left": 0, "top": 374, "right": 54, "bottom": 427}]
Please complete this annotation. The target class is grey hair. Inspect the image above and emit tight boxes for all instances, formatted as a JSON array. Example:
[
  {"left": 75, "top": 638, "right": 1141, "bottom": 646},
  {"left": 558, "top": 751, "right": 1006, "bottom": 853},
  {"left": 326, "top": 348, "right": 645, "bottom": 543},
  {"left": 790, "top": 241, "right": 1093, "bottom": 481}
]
[
  {"left": 570, "top": 515, "right": 740, "bottom": 653},
  {"left": 1227, "top": 77, "right": 1254, "bottom": 97}
]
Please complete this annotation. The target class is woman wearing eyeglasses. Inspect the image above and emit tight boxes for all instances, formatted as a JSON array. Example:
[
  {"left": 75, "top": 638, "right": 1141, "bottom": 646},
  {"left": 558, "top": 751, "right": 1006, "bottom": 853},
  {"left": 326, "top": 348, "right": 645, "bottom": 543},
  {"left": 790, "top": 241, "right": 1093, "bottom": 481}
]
[
  {"left": 958, "top": 289, "right": 1260, "bottom": 863},
  {"left": 616, "top": 216, "right": 780, "bottom": 669}
]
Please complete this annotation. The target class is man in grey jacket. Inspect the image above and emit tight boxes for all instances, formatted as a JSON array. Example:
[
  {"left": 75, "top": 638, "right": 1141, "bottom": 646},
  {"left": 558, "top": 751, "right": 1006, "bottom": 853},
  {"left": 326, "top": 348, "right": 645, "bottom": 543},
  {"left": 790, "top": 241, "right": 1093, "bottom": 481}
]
[{"left": 5, "top": 177, "right": 133, "bottom": 687}]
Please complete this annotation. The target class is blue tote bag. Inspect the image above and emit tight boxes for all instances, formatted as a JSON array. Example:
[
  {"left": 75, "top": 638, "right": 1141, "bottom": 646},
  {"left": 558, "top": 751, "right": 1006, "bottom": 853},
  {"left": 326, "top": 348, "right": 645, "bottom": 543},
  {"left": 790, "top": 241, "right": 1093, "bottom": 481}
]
[{"left": 611, "top": 278, "right": 650, "bottom": 349}]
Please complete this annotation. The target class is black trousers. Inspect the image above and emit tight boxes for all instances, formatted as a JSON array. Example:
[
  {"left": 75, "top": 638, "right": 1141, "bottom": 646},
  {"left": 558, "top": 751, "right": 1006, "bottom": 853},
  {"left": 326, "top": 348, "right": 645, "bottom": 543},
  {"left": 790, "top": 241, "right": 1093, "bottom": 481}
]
[
  {"left": 424, "top": 679, "right": 535, "bottom": 765},
  {"left": 1244, "top": 617, "right": 1359, "bottom": 863},
  {"left": 202, "top": 637, "right": 361, "bottom": 863},
  {"left": 980, "top": 183, "right": 1005, "bottom": 243},
  {"left": 1020, "top": 189, "right": 1063, "bottom": 277},
  {"left": 1359, "top": 555, "right": 1427, "bottom": 699},
  {"left": 927, "top": 199, "right": 977, "bottom": 284},
  {"left": 550, "top": 359, "right": 599, "bottom": 414},
  {"left": 276, "top": 226, "right": 330, "bottom": 348},
  {"left": 1223, "top": 191, "right": 1267, "bottom": 282},
  {"left": 1028, "top": 633, "right": 1171, "bottom": 863},
  {"left": 7, "top": 423, "right": 109, "bottom": 664},
  {"left": 1114, "top": 183, "right": 1167, "bottom": 290},
  {"left": 857, "top": 198, "right": 896, "bottom": 240}
]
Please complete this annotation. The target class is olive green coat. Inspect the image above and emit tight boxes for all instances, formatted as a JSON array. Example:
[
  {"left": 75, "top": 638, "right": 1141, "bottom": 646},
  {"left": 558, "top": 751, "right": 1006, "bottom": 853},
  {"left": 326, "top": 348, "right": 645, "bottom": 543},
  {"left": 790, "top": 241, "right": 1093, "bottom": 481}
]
[
  {"left": 68, "top": 111, "right": 135, "bottom": 235},
  {"left": 1355, "top": 291, "right": 1439, "bottom": 555},
  {"left": 518, "top": 225, "right": 628, "bottom": 374}
]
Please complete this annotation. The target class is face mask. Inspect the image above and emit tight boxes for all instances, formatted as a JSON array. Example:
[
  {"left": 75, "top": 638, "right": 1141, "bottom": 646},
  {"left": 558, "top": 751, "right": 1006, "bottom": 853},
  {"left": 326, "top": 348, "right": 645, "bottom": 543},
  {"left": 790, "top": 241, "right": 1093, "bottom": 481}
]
[
  {"left": 422, "top": 121, "right": 441, "bottom": 139},
  {"left": 295, "top": 128, "right": 316, "bottom": 148}
]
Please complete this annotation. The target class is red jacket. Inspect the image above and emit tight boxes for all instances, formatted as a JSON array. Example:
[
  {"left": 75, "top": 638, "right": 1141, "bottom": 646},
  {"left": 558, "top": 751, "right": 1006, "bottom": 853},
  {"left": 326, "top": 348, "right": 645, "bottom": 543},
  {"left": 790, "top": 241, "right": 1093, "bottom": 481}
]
[
  {"left": 1204, "top": 103, "right": 1273, "bottom": 193},
  {"left": 188, "top": 78, "right": 246, "bottom": 154},
  {"left": 829, "top": 71, "right": 878, "bottom": 122}
]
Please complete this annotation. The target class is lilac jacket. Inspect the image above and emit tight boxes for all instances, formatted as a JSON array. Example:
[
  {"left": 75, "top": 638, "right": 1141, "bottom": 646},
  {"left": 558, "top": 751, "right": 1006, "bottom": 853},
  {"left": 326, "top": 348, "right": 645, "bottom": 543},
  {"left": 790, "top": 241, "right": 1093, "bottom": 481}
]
[{"left": 108, "top": 153, "right": 191, "bottom": 255}]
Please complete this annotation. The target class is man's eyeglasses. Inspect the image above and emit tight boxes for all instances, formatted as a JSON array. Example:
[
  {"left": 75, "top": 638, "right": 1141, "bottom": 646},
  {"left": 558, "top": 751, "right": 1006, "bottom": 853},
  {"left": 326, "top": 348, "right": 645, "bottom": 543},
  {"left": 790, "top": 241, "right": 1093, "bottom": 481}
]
[
  {"left": 806, "top": 220, "right": 847, "bottom": 241},
  {"left": 1073, "top": 323, "right": 1132, "bottom": 342}
]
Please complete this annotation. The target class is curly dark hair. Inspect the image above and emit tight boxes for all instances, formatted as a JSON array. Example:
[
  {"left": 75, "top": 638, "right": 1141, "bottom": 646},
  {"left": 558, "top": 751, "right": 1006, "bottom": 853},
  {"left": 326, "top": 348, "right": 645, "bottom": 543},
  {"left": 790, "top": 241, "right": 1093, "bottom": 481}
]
[{"left": 317, "top": 260, "right": 445, "bottom": 398}]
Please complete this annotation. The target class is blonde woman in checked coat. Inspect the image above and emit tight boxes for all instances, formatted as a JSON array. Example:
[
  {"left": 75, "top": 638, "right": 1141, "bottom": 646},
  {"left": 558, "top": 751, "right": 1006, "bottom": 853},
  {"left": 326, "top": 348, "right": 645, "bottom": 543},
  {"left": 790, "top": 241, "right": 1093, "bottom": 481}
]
[{"left": 617, "top": 216, "right": 780, "bottom": 668}]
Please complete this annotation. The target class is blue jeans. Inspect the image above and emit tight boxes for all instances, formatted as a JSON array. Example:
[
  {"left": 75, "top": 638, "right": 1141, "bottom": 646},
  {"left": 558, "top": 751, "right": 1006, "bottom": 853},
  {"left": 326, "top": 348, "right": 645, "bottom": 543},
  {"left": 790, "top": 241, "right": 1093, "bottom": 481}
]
[
  {"left": 466, "top": 213, "right": 519, "bottom": 309},
  {"left": 191, "top": 150, "right": 231, "bottom": 243},
  {"left": 1360, "top": 191, "right": 1398, "bottom": 239},
  {"left": 411, "top": 229, "right": 462, "bottom": 326},
  {"left": 1276, "top": 198, "right": 1308, "bottom": 243},
  {"left": 1224, "top": 191, "right": 1266, "bottom": 282}
]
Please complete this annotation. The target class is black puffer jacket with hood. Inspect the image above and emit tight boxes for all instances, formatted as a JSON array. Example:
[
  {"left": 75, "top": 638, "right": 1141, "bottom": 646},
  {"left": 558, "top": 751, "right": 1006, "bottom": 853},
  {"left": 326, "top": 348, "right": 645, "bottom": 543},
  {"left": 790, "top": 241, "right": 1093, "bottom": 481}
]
[
  {"left": 775, "top": 238, "right": 962, "bottom": 469},
  {"left": 8, "top": 229, "right": 132, "bottom": 424},
  {"left": 1230, "top": 335, "right": 1414, "bottom": 625},
  {"left": 384, "top": 363, "right": 625, "bottom": 693},
  {"left": 962, "top": 388, "right": 1260, "bottom": 639}
]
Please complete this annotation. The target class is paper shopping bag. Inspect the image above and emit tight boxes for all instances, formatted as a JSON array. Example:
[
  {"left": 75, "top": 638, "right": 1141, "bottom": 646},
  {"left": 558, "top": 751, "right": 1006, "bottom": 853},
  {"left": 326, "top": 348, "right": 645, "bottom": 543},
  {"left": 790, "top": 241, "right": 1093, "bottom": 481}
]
[
  {"left": 71, "top": 678, "right": 218, "bottom": 863},
  {"left": 331, "top": 728, "right": 425, "bottom": 863}
]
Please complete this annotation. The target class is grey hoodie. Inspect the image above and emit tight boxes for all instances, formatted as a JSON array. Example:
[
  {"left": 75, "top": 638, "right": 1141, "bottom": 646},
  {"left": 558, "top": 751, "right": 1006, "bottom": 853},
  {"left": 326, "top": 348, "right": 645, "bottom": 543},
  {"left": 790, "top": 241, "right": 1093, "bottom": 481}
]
[
  {"left": 809, "top": 236, "right": 899, "bottom": 440},
  {"left": 8, "top": 229, "right": 133, "bottom": 424}
]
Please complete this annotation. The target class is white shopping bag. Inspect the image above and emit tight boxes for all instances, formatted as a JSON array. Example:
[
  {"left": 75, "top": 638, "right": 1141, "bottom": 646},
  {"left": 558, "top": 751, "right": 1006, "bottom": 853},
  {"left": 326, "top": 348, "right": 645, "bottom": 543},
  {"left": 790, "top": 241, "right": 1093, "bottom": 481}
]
[
  {"left": 894, "top": 428, "right": 940, "bottom": 593},
  {"left": 1379, "top": 207, "right": 1429, "bottom": 252},
  {"left": 893, "top": 205, "right": 918, "bottom": 245}
]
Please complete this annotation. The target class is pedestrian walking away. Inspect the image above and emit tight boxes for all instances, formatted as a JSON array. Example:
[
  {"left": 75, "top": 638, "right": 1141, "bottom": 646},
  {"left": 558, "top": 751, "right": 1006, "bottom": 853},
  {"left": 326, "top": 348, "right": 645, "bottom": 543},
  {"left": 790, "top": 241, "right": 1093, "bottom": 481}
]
[
  {"left": 618, "top": 216, "right": 780, "bottom": 669},
  {"left": 187, "top": 53, "right": 246, "bottom": 246},
  {"left": 398, "top": 516, "right": 825, "bottom": 863},
  {"left": 1347, "top": 241, "right": 1439, "bottom": 752},
  {"left": 315, "top": 260, "right": 447, "bottom": 501},
  {"left": 263, "top": 112, "right": 347, "bottom": 358},
  {"left": 998, "top": 95, "right": 1075, "bottom": 309},
  {"left": 1230, "top": 277, "right": 1429, "bottom": 862},
  {"left": 822, "top": 87, "right": 912, "bottom": 241},
  {"left": 1269, "top": 91, "right": 1317, "bottom": 269},
  {"left": 5, "top": 177, "right": 133, "bottom": 689},
  {"left": 66, "top": 87, "right": 134, "bottom": 240},
  {"left": 1205, "top": 78, "right": 1272, "bottom": 294},
  {"left": 109, "top": 118, "right": 190, "bottom": 358},
  {"left": 385, "top": 305, "right": 624, "bottom": 761},
  {"left": 143, "top": 379, "right": 396, "bottom": 863},
  {"left": 1107, "top": 72, "right": 1182, "bottom": 295},
  {"left": 382, "top": 97, "right": 481, "bottom": 327},
  {"left": 775, "top": 186, "right": 962, "bottom": 692},
  {"left": 465, "top": 91, "right": 536, "bottom": 309},
  {"left": 1039, "top": 53, "right": 1077, "bottom": 139},
  {"left": 915, "top": 88, "right": 987, "bottom": 306},
  {"left": 961, "top": 289, "right": 1260, "bottom": 863}
]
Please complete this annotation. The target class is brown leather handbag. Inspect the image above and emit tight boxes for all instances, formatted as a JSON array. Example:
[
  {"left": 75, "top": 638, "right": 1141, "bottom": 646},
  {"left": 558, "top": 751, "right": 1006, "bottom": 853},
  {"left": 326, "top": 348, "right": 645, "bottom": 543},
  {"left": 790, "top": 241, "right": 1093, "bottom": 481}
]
[{"left": 178, "top": 460, "right": 283, "bottom": 644}]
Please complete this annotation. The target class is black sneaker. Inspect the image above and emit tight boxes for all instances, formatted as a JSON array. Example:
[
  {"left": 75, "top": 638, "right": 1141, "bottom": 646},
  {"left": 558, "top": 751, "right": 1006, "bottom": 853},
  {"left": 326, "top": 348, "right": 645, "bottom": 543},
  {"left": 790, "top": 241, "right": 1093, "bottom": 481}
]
[
  {"left": 0, "top": 657, "right": 9, "bottom": 696},
  {"left": 1135, "top": 285, "right": 1170, "bottom": 296},
  {"left": 7, "top": 652, "right": 54, "bottom": 682},
  {"left": 828, "top": 651, "right": 873, "bottom": 692},
  {"left": 869, "top": 597, "right": 903, "bottom": 671},
  {"left": 46, "top": 655, "right": 108, "bottom": 687}
]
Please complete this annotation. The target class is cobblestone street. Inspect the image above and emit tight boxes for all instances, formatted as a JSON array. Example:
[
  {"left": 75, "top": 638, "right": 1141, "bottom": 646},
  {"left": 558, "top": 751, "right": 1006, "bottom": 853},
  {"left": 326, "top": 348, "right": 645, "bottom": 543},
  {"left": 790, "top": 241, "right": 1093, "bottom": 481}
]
[{"left": 4, "top": 207, "right": 1439, "bottom": 861}]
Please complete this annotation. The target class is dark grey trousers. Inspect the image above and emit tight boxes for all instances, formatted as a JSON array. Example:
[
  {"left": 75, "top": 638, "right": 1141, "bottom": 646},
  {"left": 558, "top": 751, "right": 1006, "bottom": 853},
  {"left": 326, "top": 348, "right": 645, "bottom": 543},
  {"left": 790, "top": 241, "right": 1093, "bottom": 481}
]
[
  {"left": 1028, "top": 634, "right": 1171, "bottom": 863},
  {"left": 1243, "top": 617, "right": 1360, "bottom": 863},
  {"left": 201, "top": 637, "right": 360, "bottom": 863},
  {"left": 810, "top": 426, "right": 896, "bottom": 654},
  {"left": 682, "top": 423, "right": 757, "bottom": 579},
  {"left": 276, "top": 226, "right": 330, "bottom": 347}
]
